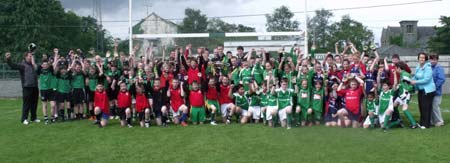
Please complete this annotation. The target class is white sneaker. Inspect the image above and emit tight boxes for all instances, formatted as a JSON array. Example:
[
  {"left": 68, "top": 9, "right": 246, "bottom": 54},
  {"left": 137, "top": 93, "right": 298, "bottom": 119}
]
[
  {"left": 210, "top": 121, "right": 217, "bottom": 126},
  {"left": 418, "top": 124, "right": 426, "bottom": 129},
  {"left": 127, "top": 124, "right": 133, "bottom": 128},
  {"left": 145, "top": 123, "right": 149, "bottom": 128},
  {"left": 33, "top": 119, "right": 41, "bottom": 123},
  {"left": 287, "top": 126, "right": 291, "bottom": 130},
  {"left": 23, "top": 120, "right": 29, "bottom": 125},
  {"left": 226, "top": 119, "right": 231, "bottom": 124}
]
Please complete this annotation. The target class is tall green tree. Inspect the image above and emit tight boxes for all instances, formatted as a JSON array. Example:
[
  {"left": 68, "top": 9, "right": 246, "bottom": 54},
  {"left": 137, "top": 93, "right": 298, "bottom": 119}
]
[
  {"left": 328, "top": 15, "right": 374, "bottom": 52},
  {"left": 266, "top": 6, "right": 299, "bottom": 32},
  {"left": 0, "top": 0, "right": 112, "bottom": 61},
  {"left": 428, "top": 16, "right": 450, "bottom": 54},
  {"left": 307, "top": 9, "right": 334, "bottom": 53},
  {"left": 179, "top": 8, "right": 208, "bottom": 33}
]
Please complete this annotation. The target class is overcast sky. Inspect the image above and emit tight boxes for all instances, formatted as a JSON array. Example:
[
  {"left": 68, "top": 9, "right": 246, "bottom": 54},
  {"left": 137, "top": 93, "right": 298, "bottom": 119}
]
[{"left": 60, "top": 0, "right": 449, "bottom": 44}]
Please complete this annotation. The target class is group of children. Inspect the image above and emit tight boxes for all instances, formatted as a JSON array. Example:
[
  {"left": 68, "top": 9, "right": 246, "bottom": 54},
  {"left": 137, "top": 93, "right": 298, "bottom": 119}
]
[{"left": 34, "top": 42, "right": 421, "bottom": 131}]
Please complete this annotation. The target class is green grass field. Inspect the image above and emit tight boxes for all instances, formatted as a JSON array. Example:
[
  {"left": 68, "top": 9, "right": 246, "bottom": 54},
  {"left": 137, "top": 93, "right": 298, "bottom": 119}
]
[{"left": 1, "top": 96, "right": 450, "bottom": 163}]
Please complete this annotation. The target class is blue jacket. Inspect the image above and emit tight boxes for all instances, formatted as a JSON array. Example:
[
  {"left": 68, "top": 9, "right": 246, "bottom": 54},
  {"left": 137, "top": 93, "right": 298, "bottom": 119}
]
[
  {"left": 432, "top": 63, "right": 446, "bottom": 96},
  {"left": 413, "top": 62, "right": 436, "bottom": 93}
]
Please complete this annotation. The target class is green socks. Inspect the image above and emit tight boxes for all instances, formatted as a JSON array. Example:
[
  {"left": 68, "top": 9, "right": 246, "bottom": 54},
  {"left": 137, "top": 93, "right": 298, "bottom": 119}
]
[
  {"left": 287, "top": 113, "right": 292, "bottom": 127},
  {"left": 383, "top": 115, "right": 391, "bottom": 129},
  {"left": 403, "top": 110, "right": 417, "bottom": 126},
  {"left": 369, "top": 116, "right": 375, "bottom": 128}
]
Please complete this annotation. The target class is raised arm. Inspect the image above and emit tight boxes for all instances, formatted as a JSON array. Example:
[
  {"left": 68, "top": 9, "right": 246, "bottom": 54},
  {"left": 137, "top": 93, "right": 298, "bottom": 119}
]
[
  {"left": 335, "top": 42, "right": 339, "bottom": 56},
  {"left": 4, "top": 52, "right": 23, "bottom": 70},
  {"left": 228, "top": 84, "right": 234, "bottom": 99},
  {"left": 384, "top": 57, "right": 389, "bottom": 71},
  {"left": 370, "top": 50, "right": 380, "bottom": 72}
]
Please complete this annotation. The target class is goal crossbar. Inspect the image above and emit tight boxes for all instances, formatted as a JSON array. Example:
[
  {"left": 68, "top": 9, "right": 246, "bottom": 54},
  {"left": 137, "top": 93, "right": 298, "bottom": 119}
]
[{"left": 132, "top": 31, "right": 303, "bottom": 39}]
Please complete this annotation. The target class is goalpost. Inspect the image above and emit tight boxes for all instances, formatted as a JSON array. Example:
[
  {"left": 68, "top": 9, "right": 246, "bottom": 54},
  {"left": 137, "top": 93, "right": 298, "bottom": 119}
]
[{"left": 128, "top": 0, "right": 309, "bottom": 55}]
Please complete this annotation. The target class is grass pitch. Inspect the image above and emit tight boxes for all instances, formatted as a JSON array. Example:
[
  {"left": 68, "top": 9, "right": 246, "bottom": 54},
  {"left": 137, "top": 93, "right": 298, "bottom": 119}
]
[{"left": 1, "top": 96, "right": 450, "bottom": 163}]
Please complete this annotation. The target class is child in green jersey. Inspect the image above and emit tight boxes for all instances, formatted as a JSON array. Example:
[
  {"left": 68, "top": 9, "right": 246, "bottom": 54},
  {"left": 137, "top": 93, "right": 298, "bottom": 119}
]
[
  {"left": 247, "top": 81, "right": 262, "bottom": 123},
  {"left": 230, "top": 84, "right": 250, "bottom": 124},
  {"left": 53, "top": 62, "right": 72, "bottom": 121},
  {"left": 37, "top": 61, "right": 55, "bottom": 124},
  {"left": 393, "top": 62, "right": 419, "bottom": 129},
  {"left": 310, "top": 80, "right": 325, "bottom": 126},
  {"left": 70, "top": 59, "right": 86, "bottom": 120},
  {"left": 295, "top": 79, "right": 311, "bottom": 127},
  {"left": 275, "top": 78, "right": 294, "bottom": 129},
  {"left": 363, "top": 92, "right": 379, "bottom": 129}
]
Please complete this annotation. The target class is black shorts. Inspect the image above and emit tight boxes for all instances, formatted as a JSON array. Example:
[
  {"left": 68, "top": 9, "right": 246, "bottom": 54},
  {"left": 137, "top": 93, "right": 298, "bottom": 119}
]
[
  {"left": 117, "top": 108, "right": 127, "bottom": 120},
  {"left": 71, "top": 88, "right": 85, "bottom": 105},
  {"left": 84, "top": 86, "right": 90, "bottom": 102},
  {"left": 57, "top": 92, "right": 71, "bottom": 103},
  {"left": 138, "top": 112, "right": 145, "bottom": 121},
  {"left": 346, "top": 109, "right": 361, "bottom": 121},
  {"left": 87, "top": 90, "right": 95, "bottom": 102},
  {"left": 107, "top": 89, "right": 118, "bottom": 100},
  {"left": 40, "top": 90, "right": 53, "bottom": 102},
  {"left": 153, "top": 105, "right": 162, "bottom": 117}
]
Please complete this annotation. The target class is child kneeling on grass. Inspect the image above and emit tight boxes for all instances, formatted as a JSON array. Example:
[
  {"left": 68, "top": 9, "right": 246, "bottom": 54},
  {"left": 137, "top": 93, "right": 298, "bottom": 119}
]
[
  {"left": 117, "top": 82, "right": 133, "bottom": 128},
  {"left": 94, "top": 84, "right": 109, "bottom": 128}
]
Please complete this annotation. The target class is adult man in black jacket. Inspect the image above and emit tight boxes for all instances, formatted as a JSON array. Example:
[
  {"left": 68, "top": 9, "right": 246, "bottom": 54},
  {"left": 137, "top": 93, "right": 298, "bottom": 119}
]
[{"left": 5, "top": 52, "right": 39, "bottom": 125}]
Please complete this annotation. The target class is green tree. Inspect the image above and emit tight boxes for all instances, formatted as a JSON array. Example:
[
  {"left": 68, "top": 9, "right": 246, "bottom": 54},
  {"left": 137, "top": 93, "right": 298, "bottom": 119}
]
[
  {"left": 307, "top": 9, "right": 333, "bottom": 53},
  {"left": 207, "top": 18, "right": 255, "bottom": 33},
  {"left": 0, "top": 0, "right": 112, "bottom": 61},
  {"left": 266, "top": 6, "right": 299, "bottom": 32},
  {"left": 179, "top": 8, "right": 208, "bottom": 33},
  {"left": 428, "top": 16, "right": 450, "bottom": 54},
  {"left": 328, "top": 15, "right": 374, "bottom": 53}
]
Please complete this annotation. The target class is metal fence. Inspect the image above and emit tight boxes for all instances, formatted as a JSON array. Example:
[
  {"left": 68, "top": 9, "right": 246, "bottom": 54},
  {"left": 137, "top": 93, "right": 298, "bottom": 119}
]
[{"left": 0, "top": 63, "right": 20, "bottom": 79}]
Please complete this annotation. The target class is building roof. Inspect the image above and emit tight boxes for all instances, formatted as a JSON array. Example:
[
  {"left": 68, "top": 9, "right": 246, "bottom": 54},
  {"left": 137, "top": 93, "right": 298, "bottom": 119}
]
[
  {"left": 142, "top": 12, "right": 178, "bottom": 27},
  {"left": 378, "top": 45, "right": 422, "bottom": 56}
]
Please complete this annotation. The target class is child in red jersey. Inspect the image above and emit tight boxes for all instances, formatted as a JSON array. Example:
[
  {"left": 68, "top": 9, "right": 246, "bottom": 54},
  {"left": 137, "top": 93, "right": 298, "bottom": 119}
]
[
  {"left": 117, "top": 82, "right": 133, "bottom": 128},
  {"left": 205, "top": 78, "right": 220, "bottom": 125},
  {"left": 189, "top": 80, "right": 205, "bottom": 125},
  {"left": 337, "top": 75, "right": 365, "bottom": 128},
  {"left": 218, "top": 76, "right": 235, "bottom": 124},
  {"left": 94, "top": 84, "right": 109, "bottom": 128},
  {"left": 131, "top": 81, "right": 151, "bottom": 128},
  {"left": 167, "top": 78, "right": 189, "bottom": 126}
]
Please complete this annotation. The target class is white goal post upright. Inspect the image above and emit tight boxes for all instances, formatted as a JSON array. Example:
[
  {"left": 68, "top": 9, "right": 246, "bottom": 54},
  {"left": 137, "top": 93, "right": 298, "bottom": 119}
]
[{"left": 128, "top": 0, "right": 133, "bottom": 55}]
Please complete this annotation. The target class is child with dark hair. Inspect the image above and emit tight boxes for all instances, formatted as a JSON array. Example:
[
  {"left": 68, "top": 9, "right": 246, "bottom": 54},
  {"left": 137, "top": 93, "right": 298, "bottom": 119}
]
[{"left": 363, "top": 92, "right": 378, "bottom": 128}]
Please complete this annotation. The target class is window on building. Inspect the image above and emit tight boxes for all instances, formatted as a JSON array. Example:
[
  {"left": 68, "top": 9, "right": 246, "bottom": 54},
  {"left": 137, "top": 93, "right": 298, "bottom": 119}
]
[{"left": 406, "top": 25, "right": 413, "bottom": 33}]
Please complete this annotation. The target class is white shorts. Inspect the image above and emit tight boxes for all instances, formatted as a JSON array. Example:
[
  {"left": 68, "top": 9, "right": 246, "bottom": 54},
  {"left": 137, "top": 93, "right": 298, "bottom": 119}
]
[
  {"left": 363, "top": 115, "right": 380, "bottom": 126},
  {"left": 220, "top": 103, "right": 233, "bottom": 117},
  {"left": 170, "top": 105, "right": 184, "bottom": 117},
  {"left": 278, "top": 107, "right": 287, "bottom": 121},
  {"left": 240, "top": 109, "right": 248, "bottom": 117},
  {"left": 377, "top": 111, "right": 390, "bottom": 124},
  {"left": 266, "top": 106, "right": 278, "bottom": 120},
  {"left": 394, "top": 96, "right": 409, "bottom": 106},
  {"left": 248, "top": 106, "right": 261, "bottom": 119}
]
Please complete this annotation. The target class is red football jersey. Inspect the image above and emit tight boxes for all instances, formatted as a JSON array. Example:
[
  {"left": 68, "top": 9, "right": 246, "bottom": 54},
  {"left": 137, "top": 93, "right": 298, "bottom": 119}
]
[
  {"left": 117, "top": 91, "right": 132, "bottom": 109},
  {"left": 170, "top": 86, "right": 184, "bottom": 112},
  {"left": 218, "top": 84, "right": 233, "bottom": 104},
  {"left": 337, "top": 87, "right": 363, "bottom": 115},
  {"left": 94, "top": 90, "right": 109, "bottom": 114},
  {"left": 206, "top": 85, "right": 219, "bottom": 100},
  {"left": 135, "top": 92, "right": 150, "bottom": 112},
  {"left": 189, "top": 90, "right": 204, "bottom": 107},
  {"left": 160, "top": 73, "right": 174, "bottom": 89}
]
